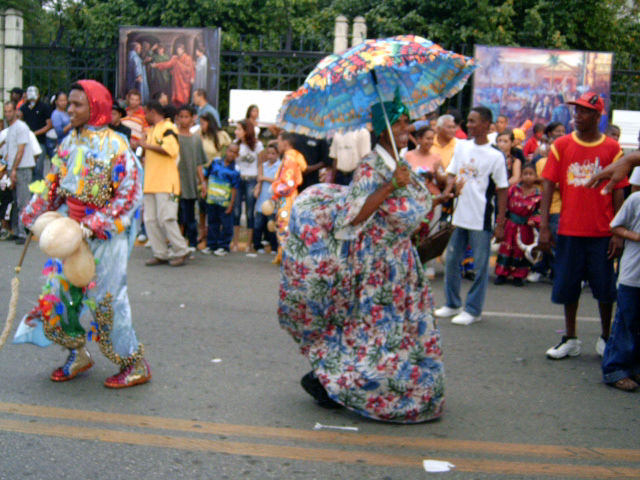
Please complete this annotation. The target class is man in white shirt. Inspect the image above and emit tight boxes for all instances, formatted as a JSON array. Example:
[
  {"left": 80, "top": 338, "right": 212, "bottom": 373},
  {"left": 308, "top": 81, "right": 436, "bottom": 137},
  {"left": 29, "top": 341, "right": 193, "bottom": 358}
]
[
  {"left": 3, "top": 101, "right": 35, "bottom": 244},
  {"left": 435, "top": 106, "right": 509, "bottom": 325},
  {"left": 329, "top": 128, "right": 371, "bottom": 185}
]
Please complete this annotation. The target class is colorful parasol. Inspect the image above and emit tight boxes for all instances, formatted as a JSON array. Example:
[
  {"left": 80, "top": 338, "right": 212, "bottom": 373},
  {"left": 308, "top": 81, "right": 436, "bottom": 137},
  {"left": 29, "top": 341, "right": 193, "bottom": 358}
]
[{"left": 276, "top": 35, "right": 476, "bottom": 140}]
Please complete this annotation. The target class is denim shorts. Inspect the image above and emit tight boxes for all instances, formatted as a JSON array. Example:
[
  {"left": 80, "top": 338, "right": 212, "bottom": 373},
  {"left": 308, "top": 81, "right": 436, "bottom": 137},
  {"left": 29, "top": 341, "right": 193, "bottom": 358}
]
[{"left": 551, "top": 235, "right": 616, "bottom": 304}]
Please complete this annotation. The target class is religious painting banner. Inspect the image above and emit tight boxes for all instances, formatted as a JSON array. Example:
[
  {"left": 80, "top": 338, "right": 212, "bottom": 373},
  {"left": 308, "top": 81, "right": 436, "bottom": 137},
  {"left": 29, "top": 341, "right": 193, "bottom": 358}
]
[
  {"left": 118, "top": 27, "right": 221, "bottom": 109},
  {"left": 472, "top": 45, "right": 613, "bottom": 133}
]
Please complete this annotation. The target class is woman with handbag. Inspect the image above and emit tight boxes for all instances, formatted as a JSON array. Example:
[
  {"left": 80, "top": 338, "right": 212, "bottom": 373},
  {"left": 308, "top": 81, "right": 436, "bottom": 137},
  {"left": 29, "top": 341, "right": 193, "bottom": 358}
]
[{"left": 278, "top": 95, "right": 444, "bottom": 423}]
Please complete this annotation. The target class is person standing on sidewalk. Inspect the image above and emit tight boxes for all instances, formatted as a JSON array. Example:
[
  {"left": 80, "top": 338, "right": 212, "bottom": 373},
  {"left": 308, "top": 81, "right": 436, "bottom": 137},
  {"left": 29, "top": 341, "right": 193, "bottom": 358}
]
[
  {"left": 140, "top": 101, "right": 189, "bottom": 266},
  {"left": 434, "top": 106, "right": 509, "bottom": 326},
  {"left": 540, "top": 92, "right": 626, "bottom": 360},
  {"left": 3, "top": 100, "right": 35, "bottom": 245}
]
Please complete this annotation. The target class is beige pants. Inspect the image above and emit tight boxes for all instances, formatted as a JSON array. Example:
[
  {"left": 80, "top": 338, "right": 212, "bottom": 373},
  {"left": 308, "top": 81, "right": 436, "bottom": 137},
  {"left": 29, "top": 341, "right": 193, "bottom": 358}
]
[{"left": 143, "top": 193, "right": 188, "bottom": 260}]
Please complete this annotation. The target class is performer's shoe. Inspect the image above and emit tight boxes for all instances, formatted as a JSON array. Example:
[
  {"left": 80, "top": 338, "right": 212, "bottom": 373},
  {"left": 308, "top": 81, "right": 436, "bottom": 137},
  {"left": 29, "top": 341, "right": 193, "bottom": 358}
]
[
  {"left": 104, "top": 358, "right": 152, "bottom": 389},
  {"left": 300, "top": 371, "right": 341, "bottom": 409},
  {"left": 50, "top": 347, "right": 94, "bottom": 382}
]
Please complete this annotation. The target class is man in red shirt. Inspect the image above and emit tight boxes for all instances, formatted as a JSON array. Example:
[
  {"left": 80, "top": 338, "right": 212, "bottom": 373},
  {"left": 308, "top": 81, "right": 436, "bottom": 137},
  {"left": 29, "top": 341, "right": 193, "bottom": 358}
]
[{"left": 540, "top": 92, "right": 626, "bottom": 360}]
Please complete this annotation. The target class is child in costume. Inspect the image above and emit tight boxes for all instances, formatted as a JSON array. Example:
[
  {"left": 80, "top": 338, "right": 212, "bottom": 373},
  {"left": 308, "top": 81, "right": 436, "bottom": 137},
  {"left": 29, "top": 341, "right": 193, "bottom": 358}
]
[
  {"left": 15, "top": 80, "right": 151, "bottom": 389},
  {"left": 271, "top": 131, "right": 307, "bottom": 264},
  {"left": 494, "top": 162, "right": 541, "bottom": 286}
]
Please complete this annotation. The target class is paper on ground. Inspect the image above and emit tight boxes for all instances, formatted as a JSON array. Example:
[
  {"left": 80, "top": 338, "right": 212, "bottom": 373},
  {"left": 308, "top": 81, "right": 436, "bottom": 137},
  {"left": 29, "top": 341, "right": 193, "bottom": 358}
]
[
  {"left": 423, "top": 460, "right": 455, "bottom": 472},
  {"left": 313, "top": 422, "right": 358, "bottom": 432}
]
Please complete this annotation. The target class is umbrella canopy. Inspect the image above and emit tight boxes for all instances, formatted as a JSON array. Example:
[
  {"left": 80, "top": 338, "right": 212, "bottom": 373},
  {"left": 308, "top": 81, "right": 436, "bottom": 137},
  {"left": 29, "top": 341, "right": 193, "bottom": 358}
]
[{"left": 277, "top": 35, "right": 476, "bottom": 139}]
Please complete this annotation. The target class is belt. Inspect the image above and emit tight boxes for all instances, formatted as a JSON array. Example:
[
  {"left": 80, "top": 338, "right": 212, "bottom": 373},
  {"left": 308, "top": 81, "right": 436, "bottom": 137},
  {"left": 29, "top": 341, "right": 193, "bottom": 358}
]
[
  {"left": 508, "top": 212, "right": 529, "bottom": 225},
  {"left": 67, "top": 197, "right": 98, "bottom": 221},
  {"left": 241, "top": 175, "right": 257, "bottom": 181}
]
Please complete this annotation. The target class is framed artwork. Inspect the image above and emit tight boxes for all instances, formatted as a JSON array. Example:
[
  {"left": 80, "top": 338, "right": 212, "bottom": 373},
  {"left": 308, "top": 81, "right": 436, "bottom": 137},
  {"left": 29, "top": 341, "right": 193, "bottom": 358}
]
[
  {"left": 118, "top": 27, "right": 221, "bottom": 108},
  {"left": 473, "top": 45, "right": 613, "bottom": 132}
]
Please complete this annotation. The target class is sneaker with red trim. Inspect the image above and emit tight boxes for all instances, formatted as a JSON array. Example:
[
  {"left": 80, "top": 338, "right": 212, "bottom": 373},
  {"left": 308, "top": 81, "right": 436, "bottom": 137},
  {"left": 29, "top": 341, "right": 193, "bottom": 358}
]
[
  {"left": 104, "top": 358, "right": 152, "bottom": 389},
  {"left": 50, "top": 347, "right": 94, "bottom": 382}
]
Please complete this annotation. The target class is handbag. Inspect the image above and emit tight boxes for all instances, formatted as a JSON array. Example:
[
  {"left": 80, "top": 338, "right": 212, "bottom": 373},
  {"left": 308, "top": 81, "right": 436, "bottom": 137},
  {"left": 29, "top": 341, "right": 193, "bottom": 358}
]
[{"left": 415, "top": 199, "right": 456, "bottom": 263}]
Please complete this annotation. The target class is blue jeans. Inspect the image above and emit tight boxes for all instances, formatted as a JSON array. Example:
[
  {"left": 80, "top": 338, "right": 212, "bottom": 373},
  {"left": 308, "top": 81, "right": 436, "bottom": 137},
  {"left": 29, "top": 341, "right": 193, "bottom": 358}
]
[
  {"left": 444, "top": 227, "right": 492, "bottom": 316},
  {"left": 253, "top": 212, "right": 277, "bottom": 251},
  {"left": 207, "top": 203, "right": 234, "bottom": 250},
  {"left": 602, "top": 284, "right": 640, "bottom": 384},
  {"left": 233, "top": 178, "right": 256, "bottom": 229}
]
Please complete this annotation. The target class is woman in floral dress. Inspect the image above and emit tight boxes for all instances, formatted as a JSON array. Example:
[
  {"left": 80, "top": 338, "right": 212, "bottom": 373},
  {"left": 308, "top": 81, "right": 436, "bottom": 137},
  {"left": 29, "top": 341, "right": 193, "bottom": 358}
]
[{"left": 278, "top": 98, "right": 444, "bottom": 423}]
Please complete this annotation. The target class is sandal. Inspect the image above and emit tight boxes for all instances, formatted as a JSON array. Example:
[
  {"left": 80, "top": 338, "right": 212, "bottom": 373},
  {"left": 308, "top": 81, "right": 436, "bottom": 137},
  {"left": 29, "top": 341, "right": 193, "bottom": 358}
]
[{"left": 610, "top": 377, "right": 639, "bottom": 392}]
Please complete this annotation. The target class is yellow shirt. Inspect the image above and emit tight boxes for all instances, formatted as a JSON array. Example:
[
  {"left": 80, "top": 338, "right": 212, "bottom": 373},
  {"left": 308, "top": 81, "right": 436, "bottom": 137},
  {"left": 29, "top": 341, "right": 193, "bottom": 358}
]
[
  {"left": 536, "top": 157, "right": 561, "bottom": 215},
  {"left": 201, "top": 130, "right": 232, "bottom": 163},
  {"left": 431, "top": 136, "right": 456, "bottom": 169},
  {"left": 143, "top": 119, "right": 181, "bottom": 195}
]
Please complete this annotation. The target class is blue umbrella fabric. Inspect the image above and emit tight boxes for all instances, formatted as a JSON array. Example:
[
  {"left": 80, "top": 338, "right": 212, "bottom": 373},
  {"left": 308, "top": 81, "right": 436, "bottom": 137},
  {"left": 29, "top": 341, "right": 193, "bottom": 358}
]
[{"left": 276, "top": 35, "right": 476, "bottom": 139}]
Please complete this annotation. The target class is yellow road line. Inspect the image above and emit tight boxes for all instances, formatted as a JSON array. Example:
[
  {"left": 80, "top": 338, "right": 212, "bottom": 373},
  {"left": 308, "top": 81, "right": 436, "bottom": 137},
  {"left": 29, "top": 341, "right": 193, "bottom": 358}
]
[
  {"left": 0, "top": 418, "right": 639, "bottom": 479},
  {"left": 0, "top": 402, "right": 639, "bottom": 463}
]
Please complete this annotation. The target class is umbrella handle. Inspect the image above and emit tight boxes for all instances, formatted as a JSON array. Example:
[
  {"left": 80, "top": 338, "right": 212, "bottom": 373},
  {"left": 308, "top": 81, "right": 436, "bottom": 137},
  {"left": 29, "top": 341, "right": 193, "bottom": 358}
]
[
  {"left": 371, "top": 70, "right": 402, "bottom": 164},
  {"left": 370, "top": 70, "right": 427, "bottom": 196}
]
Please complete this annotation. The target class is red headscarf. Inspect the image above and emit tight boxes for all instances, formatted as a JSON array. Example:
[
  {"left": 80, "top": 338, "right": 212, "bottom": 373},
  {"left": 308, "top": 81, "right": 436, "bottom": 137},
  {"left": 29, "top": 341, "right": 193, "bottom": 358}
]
[{"left": 76, "top": 79, "right": 113, "bottom": 128}]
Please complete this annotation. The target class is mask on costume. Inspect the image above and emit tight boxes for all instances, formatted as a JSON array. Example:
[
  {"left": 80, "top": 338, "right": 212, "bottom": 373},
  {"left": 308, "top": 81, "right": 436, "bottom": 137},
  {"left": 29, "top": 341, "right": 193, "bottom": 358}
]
[
  {"left": 76, "top": 79, "right": 113, "bottom": 128},
  {"left": 26, "top": 86, "right": 39, "bottom": 102},
  {"left": 371, "top": 91, "right": 409, "bottom": 138}
]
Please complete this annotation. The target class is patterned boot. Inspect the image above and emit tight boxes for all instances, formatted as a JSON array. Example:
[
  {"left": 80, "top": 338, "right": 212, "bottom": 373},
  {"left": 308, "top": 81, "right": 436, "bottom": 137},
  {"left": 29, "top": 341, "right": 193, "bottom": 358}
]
[
  {"left": 50, "top": 347, "right": 94, "bottom": 382},
  {"left": 104, "top": 358, "right": 152, "bottom": 389}
]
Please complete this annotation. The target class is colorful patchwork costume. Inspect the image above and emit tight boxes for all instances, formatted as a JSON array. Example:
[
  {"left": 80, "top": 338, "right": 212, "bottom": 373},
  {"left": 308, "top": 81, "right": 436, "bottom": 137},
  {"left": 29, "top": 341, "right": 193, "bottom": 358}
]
[
  {"left": 271, "top": 148, "right": 307, "bottom": 263},
  {"left": 14, "top": 80, "right": 151, "bottom": 388}
]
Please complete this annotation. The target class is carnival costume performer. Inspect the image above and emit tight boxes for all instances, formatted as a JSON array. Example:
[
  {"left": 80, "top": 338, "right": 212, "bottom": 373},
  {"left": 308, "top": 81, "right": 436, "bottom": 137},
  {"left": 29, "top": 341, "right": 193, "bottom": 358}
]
[
  {"left": 14, "top": 80, "right": 151, "bottom": 389},
  {"left": 278, "top": 97, "right": 444, "bottom": 423},
  {"left": 271, "top": 132, "right": 307, "bottom": 264}
]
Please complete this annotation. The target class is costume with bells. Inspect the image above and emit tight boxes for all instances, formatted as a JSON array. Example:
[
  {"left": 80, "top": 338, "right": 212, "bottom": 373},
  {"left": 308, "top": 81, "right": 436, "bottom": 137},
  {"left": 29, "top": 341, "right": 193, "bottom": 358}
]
[
  {"left": 15, "top": 80, "right": 151, "bottom": 388},
  {"left": 267, "top": 148, "right": 307, "bottom": 264}
]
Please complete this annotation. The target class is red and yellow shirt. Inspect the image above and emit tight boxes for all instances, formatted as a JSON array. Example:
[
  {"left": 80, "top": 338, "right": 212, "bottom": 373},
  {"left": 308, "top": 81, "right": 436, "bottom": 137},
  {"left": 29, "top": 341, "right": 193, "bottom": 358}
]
[{"left": 542, "top": 132, "right": 626, "bottom": 237}]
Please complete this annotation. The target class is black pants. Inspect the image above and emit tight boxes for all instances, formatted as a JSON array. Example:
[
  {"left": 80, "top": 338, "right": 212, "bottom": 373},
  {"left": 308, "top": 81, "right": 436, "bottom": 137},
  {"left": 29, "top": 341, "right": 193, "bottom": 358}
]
[{"left": 178, "top": 198, "right": 197, "bottom": 247}]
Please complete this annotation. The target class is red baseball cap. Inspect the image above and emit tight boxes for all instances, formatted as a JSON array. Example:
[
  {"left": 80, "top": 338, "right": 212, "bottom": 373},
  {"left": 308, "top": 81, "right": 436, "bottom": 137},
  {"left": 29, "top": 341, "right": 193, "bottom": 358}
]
[{"left": 567, "top": 92, "right": 604, "bottom": 114}]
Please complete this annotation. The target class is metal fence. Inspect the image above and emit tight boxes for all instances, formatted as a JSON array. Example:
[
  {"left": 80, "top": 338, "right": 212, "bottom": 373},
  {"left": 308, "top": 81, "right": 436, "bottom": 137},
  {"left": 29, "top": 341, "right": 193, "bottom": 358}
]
[{"left": 10, "top": 40, "right": 640, "bottom": 121}]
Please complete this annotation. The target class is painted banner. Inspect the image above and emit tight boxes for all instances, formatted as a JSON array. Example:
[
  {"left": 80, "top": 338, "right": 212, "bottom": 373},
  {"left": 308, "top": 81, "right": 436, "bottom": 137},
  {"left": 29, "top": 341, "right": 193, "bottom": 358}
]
[
  {"left": 118, "top": 27, "right": 221, "bottom": 108},
  {"left": 473, "top": 45, "right": 613, "bottom": 133}
]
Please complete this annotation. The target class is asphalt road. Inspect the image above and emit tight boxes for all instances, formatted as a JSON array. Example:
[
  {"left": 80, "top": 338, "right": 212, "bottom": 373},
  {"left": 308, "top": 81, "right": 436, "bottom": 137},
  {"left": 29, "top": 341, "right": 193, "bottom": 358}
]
[{"left": 0, "top": 238, "right": 638, "bottom": 480}]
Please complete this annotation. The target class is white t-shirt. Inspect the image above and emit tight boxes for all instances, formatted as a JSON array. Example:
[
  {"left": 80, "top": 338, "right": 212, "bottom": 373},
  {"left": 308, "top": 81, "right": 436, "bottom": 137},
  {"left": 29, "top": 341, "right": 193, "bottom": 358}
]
[
  {"left": 447, "top": 139, "right": 509, "bottom": 231},
  {"left": 236, "top": 141, "right": 264, "bottom": 178},
  {"left": 630, "top": 166, "right": 640, "bottom": 186},
  {"left": 4, "top": 120, "right": 35, "bottom": 169},
  {"left": 329, "top": 129, "right": 371, "bottom": 173}
]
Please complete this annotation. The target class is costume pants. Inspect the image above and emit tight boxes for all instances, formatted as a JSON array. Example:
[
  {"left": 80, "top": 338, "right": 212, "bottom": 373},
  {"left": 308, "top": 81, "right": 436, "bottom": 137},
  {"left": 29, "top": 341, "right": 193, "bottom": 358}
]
[{"left": 14, "top": 235, "right": 140, "bottom": 362}]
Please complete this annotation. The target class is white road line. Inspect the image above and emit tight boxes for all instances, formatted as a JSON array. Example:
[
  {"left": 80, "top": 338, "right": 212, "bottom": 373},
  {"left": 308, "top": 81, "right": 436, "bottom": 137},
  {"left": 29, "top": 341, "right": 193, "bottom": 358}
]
[{"left": 483, "top": 311, "right": 599, "bottom": 322}]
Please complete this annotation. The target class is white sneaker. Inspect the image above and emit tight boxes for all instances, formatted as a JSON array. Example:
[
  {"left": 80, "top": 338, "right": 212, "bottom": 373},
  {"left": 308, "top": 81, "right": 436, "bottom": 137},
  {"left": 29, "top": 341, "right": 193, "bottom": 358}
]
[
  {"left": 213, "top": 248, "right": 228, "bottom": 256},
  {"left": 425, "top": 267, "right": 436, "bottom": 279},
  {"left": 200, "top": 247, "right": 211, "bottom": 254},
  {"left": 451, "top": 311, "right": 481, "bottom": 326},
  {"left": 595, "top": 336, "right": 606, "bottom": 357},
  {"left": 257, "top": 248, "right": 266, "bottom": 254},
  {"left": 527, "top": 272, "right": 542, "bottom": 283},
  {"left": 137, "top": 233, "right": 148, "bottom": 243},
  {"left": 434, "top": 305, "right": 462, "bottom": 318},
  {"left": 187, "top": 246, "right": 196, "bottom": 254},
  {"left": 546, "top": 336, "right": 582, "bottom": 359}
]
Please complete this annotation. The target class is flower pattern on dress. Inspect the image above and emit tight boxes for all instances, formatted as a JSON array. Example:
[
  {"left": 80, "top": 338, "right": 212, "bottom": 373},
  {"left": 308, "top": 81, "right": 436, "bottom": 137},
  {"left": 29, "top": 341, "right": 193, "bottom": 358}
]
[{"left": 279, "top": 151, "right": 444, "bottom": 423}]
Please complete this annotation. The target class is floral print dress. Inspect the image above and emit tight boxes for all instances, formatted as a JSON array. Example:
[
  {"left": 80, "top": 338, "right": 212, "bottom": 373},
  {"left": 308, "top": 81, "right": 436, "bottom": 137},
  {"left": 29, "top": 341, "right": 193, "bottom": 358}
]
[{"left": 279, "top": 146, "right": 444, "bottom": 423}]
